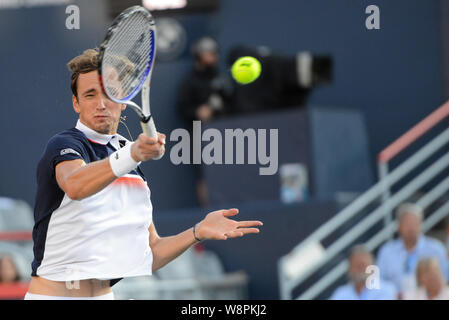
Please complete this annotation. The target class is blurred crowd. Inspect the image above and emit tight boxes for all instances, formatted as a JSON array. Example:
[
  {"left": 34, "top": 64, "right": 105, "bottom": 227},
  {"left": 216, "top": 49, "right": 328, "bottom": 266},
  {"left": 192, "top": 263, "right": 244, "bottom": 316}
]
[
  {"left": 0, "top": 254, "right": 28, "bottom": 299},
  {"left": 0, "top": 255, "right": 22, "bottom": 283},
  {"left": 1, "top": 199, "right": 449, "bottom": 300},
  {"left": 331, "top": 202, "right": 449, "bottom": 300}
]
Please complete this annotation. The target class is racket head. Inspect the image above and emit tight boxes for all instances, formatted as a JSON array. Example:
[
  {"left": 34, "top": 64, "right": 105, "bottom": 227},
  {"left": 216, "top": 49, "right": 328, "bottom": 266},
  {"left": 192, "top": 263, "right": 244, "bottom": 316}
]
[{"left": 98, "top": 5, "right": 156, "bottom": 104}]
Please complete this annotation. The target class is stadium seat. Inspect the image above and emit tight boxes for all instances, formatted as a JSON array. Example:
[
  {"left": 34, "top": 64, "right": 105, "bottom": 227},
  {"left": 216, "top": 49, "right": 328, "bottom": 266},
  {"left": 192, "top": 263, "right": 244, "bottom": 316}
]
[
  {"left": 0, "top": 197, "right": 34, "bottom": 231},
  {"left": 113, "top": 246, "right": 248, "bottom": 299},
  {"left": 0, "top": 242, "right": 33, "bottom": 281}
]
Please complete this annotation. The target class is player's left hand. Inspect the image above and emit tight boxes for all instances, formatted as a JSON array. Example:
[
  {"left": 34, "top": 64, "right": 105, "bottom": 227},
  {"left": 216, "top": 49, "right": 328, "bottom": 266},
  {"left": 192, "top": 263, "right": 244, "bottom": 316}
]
[{"left": 195, "top": 208, "right": 263, "bottom": 241}]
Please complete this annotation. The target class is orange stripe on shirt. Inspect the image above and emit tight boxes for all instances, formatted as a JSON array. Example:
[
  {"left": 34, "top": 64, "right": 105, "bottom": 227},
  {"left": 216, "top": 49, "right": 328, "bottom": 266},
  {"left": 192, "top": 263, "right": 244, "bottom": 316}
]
[
  {"left": 87, "top": 138, "right": 104, "bottom": 145},
  {"left": 112, "top": 176, "right": 147, "bottom": 188}
]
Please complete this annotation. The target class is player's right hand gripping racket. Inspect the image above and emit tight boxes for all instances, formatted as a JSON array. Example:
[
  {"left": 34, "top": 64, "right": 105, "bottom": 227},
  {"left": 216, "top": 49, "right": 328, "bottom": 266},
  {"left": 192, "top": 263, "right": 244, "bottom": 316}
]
[{"left": 98, "top": 5, "right": 163, "bottom": 159}]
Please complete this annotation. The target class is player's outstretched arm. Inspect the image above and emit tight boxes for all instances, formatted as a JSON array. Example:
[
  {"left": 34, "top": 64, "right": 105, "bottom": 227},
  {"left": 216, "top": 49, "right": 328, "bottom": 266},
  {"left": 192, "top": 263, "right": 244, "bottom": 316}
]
[{"left": 149, "top": 208, "right": 263, "bottom": 272}]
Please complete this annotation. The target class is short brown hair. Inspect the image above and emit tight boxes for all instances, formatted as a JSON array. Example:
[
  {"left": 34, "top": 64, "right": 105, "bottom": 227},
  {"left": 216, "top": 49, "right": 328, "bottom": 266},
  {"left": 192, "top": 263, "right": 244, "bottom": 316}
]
[{"left": 67, "top": 49, "right": 99, "bottom": 99}]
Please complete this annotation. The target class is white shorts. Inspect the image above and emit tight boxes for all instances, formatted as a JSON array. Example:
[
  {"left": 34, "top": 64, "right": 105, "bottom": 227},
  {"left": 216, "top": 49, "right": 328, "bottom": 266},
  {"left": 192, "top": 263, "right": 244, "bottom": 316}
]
[{"left": 24, "top": 291, "right": 114, "bottom": 300}]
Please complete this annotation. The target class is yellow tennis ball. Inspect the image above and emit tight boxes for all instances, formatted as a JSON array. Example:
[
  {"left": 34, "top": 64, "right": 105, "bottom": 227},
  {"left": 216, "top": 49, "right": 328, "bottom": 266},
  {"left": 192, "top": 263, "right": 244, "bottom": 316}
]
[{"left": 231, "top": 56, "right": 261, "bottom": 85}]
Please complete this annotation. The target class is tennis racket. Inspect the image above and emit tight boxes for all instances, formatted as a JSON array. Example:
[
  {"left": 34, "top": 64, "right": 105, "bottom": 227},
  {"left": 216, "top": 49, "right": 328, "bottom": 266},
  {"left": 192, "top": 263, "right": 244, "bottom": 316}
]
[{"left": 98, "top": 5, "right": 163, "bottom": 159}]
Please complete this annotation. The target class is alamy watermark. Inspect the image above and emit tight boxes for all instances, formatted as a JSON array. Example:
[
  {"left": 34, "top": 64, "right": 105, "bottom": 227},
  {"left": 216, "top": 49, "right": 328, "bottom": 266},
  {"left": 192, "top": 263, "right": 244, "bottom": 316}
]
[
  {"left": 65, "top": 4, "right": 79, "bottom": 30},
  {"left": 170, "top": 121, "right": 279, "bottom": 175},
  {"left": 365, "top": 265, "right": 380, "bottom": 290},
  {"left": 365, "top": 5, "right": 380, "bottom": 30}
]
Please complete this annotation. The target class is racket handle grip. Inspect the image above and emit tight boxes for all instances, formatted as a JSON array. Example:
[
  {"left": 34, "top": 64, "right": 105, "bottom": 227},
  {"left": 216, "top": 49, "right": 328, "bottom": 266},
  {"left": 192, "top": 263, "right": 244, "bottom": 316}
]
[{"left": 141, "top": 117, "right": 164, "bottom": 160}]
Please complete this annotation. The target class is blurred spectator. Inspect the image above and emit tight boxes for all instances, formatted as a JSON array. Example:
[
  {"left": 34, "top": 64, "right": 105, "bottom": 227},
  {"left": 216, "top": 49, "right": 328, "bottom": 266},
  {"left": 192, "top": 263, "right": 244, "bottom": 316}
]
[
  {"left": 377, "top": 203, "right": 449, "bottom": 295},
  {"left": 0, "top": 255, "right": 21, "bottom": 283},
  {"left": 177, "top": 36, "right": 233, "bottom": 208},
  {"left": 403, "top": 257, "right": 449, "bottom": 300},
  {"left": 0, "top": 254, "right": 28, "bottom": 299},
  {"left": 330, "top": 245, "right": 396, "bottom": 300},
  {"left": 177, "top": 36, "right": 231, "bottom": 124}
]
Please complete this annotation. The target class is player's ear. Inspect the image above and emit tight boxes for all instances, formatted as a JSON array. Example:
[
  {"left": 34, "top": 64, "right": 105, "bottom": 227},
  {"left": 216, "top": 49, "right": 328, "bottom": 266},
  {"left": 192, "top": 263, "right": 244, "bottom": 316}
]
[
  {"left": 121, "top": 103, "right": 126, "bottom": 111},
  {"left": 72, "top": 95, "right": 81, "bottom": 114}
]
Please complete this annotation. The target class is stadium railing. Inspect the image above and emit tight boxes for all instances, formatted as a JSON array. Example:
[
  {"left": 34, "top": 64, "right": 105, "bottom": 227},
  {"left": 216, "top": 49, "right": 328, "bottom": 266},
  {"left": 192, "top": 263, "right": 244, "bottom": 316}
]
[{"left": 278, "top": 100, "right": 449, "bottom": 300}]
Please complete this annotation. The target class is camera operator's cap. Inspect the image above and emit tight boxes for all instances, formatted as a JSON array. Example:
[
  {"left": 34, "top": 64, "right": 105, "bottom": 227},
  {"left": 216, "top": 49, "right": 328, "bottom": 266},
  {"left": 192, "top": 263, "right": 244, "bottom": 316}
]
[{"left": 191, "top": 36, "right": 219, "bottom": 57}]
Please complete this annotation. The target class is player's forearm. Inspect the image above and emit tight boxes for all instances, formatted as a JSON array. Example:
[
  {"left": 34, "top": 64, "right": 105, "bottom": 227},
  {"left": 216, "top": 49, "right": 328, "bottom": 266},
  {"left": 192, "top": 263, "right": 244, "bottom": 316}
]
[
  {"left": 150, "top": 227, "right": 197, "bottom": 272},
  {"left": 60, "top": 141, "right": 145, "bottom": 200},
  {"left": 63, "top": 159, "right": 117, "bottom": 200}
]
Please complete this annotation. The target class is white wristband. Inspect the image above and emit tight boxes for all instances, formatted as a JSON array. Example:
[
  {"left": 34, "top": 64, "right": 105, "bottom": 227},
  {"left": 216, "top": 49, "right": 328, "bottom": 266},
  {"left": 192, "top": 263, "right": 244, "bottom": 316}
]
[{"left": 109, "top": 142, "right": 141, "bottom": 177}]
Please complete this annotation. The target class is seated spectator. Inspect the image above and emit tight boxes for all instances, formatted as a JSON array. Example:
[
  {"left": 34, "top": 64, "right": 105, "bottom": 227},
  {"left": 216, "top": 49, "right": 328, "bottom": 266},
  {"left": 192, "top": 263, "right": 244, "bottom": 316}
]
[
  {"left": 0, "top": 254, "right": 28, "bottom": 299},
  {"left": 330, "top": 245, "right": 396, "bottom": 300},
  {"left": 376, "top": 203, "right": 449, "bottom": 295},
  {"left": 0, "top": 255, "right": 21, "bottom": 284},
  {"left": 403, "top": 257, "right": 449, "bottom": 300}
]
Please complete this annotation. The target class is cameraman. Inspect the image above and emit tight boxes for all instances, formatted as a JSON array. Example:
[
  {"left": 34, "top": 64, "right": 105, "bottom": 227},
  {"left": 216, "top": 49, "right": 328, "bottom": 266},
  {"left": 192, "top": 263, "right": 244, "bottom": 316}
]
[
  {"left": 177, "top": 37, "right": 233, "bottom": 207},
  {"left": 177, "top": 37, "right": 231, "bottom": 123}
]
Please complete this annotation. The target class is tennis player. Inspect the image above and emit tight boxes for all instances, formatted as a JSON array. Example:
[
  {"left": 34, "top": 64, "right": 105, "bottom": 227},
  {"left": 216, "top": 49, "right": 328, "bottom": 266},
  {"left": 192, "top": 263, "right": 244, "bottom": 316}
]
[{"left": 25, "top": 49, "right": 262, "bottom": 300}]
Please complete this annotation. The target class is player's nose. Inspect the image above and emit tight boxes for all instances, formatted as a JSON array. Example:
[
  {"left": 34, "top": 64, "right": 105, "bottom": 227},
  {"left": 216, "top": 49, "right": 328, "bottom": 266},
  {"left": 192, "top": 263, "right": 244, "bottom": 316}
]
[{"left": 97, "top": 96, "right": 107, "bottom": 110}]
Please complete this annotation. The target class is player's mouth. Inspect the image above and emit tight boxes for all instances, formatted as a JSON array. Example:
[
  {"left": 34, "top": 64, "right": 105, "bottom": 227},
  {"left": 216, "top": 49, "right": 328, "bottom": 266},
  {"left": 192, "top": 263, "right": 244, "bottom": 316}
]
[{"left": 94, "top": 115, "right": 110, "bottom": 120}]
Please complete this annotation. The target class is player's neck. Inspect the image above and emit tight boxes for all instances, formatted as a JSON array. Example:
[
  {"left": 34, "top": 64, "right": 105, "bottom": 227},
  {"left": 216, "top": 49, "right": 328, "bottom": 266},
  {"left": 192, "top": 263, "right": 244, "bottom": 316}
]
[{"left": 78, "top": 119, "right": 117, "bottom": 136}]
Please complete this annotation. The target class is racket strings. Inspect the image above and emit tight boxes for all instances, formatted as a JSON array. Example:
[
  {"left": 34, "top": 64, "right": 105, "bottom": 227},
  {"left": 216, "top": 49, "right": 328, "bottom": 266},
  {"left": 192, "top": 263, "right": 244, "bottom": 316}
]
[
  {"left": 106, "top": 24, "right": 148, "bottom": 94},
  {"left": 109, "top": 15, "right": 146, "bottom": 77},
  {"left": 103, "top": 12, "right": 154, "bottom": 101}
]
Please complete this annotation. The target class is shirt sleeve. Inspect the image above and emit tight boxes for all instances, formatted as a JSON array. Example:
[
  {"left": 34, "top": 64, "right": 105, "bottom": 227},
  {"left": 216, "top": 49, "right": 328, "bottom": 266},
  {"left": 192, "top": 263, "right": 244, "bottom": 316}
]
[{"left": 44, "top": 134, "right": 88, "bottom": 171}]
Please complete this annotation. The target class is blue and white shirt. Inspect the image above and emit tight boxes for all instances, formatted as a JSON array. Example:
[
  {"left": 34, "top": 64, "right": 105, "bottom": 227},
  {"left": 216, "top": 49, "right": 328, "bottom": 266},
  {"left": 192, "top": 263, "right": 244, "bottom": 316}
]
[
  {"left": 31, "top": 120, "right": 153, "bottom": 283},
  {"left": 330, "top": 280, "right": 397, "bottom": 300},
  {"left": 376, "top": 235, "right": 449, "bottom": 293}
]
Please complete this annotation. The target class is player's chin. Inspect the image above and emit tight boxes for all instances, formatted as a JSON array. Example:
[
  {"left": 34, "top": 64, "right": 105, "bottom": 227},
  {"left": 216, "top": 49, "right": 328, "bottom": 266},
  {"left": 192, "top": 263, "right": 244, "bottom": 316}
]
[{"left": 93, "top": 117, "right": 114, "bottom": 134}]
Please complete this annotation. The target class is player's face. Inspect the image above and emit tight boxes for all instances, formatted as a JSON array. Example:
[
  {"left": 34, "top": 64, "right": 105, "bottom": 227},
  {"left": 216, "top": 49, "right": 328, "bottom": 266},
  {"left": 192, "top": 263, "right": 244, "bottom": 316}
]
[{"left": 72, "top": 71, "right": 125, "bottom": 135}]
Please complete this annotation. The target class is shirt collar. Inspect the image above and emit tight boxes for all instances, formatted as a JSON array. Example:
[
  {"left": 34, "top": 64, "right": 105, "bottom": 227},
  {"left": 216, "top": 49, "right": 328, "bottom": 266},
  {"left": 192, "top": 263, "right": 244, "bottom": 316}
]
[{"left": 75, "top": 119, "right": 126, "bottom": 150}]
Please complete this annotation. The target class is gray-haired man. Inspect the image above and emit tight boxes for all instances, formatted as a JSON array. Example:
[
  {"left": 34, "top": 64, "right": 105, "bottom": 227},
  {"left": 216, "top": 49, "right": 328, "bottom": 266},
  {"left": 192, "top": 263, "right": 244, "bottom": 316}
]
[{"left": 376, "top": 203, "right": 449, "bottom": 295}]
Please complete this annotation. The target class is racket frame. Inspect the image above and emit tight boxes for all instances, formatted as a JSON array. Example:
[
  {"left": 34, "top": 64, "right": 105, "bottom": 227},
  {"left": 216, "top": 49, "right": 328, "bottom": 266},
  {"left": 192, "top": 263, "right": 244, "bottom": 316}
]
[{"left": 98, "top": 5, "right": 162, "bottom": 159}]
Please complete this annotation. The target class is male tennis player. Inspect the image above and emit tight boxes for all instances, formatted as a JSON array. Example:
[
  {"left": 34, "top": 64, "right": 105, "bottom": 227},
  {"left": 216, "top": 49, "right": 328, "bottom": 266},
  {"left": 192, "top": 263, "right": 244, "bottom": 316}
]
[{"left": 25, "top": 49, "right": 262, "bottom": 300}]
